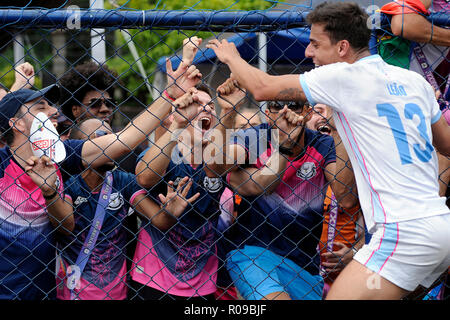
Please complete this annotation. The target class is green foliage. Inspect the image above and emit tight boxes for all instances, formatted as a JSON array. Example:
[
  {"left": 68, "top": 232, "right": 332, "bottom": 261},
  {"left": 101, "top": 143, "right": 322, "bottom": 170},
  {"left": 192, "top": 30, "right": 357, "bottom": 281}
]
[
  {"left": 0, "top": 50, "right": 16, "bottom": 89},
  {"left": 105, "top": 0, "right": 273, "bottom": 104},
  {"left": 0, "top": 48, "right": 42, "bottom": 90},
  {"left": 109, "top": 0, "right": 273, "bottom": 12}
]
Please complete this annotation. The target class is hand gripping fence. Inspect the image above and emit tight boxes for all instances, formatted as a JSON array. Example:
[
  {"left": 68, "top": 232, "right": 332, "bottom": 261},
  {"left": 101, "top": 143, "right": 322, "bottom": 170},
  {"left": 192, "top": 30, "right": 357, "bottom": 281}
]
[{"left": 0, "top": 1, "right": 448, "bottom": 301}]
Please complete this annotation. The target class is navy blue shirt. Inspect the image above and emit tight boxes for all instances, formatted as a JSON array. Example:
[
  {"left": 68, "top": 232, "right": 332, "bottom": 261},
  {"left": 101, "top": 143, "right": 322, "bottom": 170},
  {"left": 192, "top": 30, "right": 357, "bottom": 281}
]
[
  {"left": 57, "top": 170, "right": 144, "bottom": 289},
  {"left": 138, "top": 148, "right": 226, "bottom": 281},
  {"left": 226, "top": 124, "right": 336, "bottom": 275}
]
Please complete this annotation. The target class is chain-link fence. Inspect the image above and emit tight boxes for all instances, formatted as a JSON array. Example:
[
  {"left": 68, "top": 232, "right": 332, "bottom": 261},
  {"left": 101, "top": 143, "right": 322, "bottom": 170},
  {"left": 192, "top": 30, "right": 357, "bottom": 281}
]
[{"left": 0, "top": 0, "right": 448, "bottom": 301}]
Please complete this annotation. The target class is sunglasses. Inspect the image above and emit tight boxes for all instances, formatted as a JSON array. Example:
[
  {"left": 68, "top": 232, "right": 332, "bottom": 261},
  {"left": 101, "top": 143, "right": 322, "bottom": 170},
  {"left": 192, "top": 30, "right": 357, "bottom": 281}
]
[
  {"left": 267, "top": 101, "right": 305, "bottom": 113},
  {"left": 86, "top": 98, "right": 116, "bottom": 110}
]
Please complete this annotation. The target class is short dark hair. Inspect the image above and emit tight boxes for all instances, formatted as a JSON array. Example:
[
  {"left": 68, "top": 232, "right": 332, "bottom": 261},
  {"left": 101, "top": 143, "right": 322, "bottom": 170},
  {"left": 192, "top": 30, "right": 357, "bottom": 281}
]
[
  {"left": 68, "top": 122, "right": 85, "bottom": 140},
  {"left": 59, "top": 61, "right": 118, "bottom": 121},
  {"left": 69, "top": 118, "right": 110, "bottom": 140},
  {"left": 195, "top": 83, "right": 213, "bottom": 98},
  {"left": 306, "top": 2, "right": 371, "bottom": 52}
]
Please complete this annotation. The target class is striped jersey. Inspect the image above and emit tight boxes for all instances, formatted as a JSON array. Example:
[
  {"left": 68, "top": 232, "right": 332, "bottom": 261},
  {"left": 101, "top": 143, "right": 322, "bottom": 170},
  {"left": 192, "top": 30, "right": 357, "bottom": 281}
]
[
  {"left": 228, "top": 123, "right": 336, "bottom": 275},
  {"left": 0, "top": 140, "right": 84, "bottom": 299}
]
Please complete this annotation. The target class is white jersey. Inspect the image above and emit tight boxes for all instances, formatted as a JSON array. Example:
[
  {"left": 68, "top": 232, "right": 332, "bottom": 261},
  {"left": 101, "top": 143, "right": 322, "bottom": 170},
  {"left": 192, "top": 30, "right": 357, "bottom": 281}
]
[{"left": 300, "top": 55, "right": 449, "bottom": 232}]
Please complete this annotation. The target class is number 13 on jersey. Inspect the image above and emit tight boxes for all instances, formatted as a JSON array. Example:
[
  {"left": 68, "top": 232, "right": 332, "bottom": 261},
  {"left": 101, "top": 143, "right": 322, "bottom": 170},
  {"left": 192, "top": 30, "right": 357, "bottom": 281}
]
[{"left": 377, "top": 103, "right": 434, "bottom": 165}]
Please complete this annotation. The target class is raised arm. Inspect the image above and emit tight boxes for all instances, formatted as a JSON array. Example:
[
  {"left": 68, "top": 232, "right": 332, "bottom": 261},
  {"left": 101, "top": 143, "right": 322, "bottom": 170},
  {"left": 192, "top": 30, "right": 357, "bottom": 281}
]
[
  {"left": 229, "top": 107, "right": 304, "bottom": 196},
  {"left": 136, "top": 89, "right": 201, "bottom": 188},
  {"left": 81, "top": 38, "right": 203, "bottom": 170},
  {"left": 135, "top": 121, "right": 178, "bottom": 189},
  {"left": 10, "top": 62, "right": 36, "bottom": 92},
  {"left": 24, "top": 155, "right": 75, "bottom": 235},
  {"left": 325, "top": 142, "right": 358, "bottom": 209},
  {"left": 203, "top": 77, "right": 247, "bottom": 177},
  {"left": 132, "top": 176, "right": 200, "bottom": 231},
  {"left": 80, "top": 96, "right": 173, "bottom": 169},
  {"left": 389, "top": 0, "right": 450, "bottom": 46},
  {"left": 228, "top": 160, "right": 288, "bottom": 197},
  {"left": 165, "top": 37, "right": 203, "bottom": 101},
  {"left": 206, "top": 39, "right": 307, "bottom": 102}
]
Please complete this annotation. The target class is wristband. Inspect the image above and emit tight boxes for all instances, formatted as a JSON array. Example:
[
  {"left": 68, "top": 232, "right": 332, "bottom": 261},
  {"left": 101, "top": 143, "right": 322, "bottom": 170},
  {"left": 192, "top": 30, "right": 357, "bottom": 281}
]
[
  {"left": 163, "top": 90, "right": 176, "bottom": 101},
  {"left": 43, "top": 190, "right": 58, "bottom": 200}
]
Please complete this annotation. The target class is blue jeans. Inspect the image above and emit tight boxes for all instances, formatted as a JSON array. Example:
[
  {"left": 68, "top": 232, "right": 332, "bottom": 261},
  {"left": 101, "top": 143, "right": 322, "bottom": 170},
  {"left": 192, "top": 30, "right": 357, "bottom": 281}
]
[{"left": 226, "top": 245, "right": 323, "bottom": 300}]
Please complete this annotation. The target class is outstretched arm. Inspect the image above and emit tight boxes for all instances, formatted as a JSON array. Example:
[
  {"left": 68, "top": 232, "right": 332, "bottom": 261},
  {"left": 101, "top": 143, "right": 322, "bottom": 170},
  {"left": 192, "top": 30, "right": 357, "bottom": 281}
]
[
  {"left": 206, "top": 39, "right": 307, "bottom": 102},
  {"left": 229, "top": 107, "right": 304, "bottom": 196},
  {"left": 204, "top": 77, "right": 247, "bottom": 177},
  {"left": 165, "top": 37, "right": 203, "bottom": 100},
  {"left": 389, "top": 0, "right": 450, "bottom": 46},
  {"left": 80, "top": 96, "right": 173, "bottom": 169},
  {"left": 81, "top": 38, "right": 203, "bottom": 170},
  {"left": 132, "top": 176, "right": 200, "bottom": 231},
  {"left": 154, "top": 37, "right": 203, "bottom": 140},
  {"left": 136, "top": 89, "right": 201, "bottom": 188}
]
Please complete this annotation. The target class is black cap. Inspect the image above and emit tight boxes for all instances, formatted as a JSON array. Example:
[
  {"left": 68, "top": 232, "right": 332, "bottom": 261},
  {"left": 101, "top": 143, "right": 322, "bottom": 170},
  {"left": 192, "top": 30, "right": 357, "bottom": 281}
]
[{"left": 0, "top": 84, "right": 60, "bottom": 132}]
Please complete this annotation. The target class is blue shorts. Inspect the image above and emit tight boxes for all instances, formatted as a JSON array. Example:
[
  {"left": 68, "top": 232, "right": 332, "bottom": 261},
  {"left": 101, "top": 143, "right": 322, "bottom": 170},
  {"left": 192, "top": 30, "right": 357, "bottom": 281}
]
[{"left": 226, "top": 246, "right": 323, "bottom": 300}]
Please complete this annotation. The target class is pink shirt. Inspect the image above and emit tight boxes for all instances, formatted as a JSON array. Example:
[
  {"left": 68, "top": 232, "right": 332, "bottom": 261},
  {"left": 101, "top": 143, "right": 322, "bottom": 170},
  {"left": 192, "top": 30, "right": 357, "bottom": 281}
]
[
  {"left": 56, "top": 258, "right": 128, "bottom": 300},
  {"left": 131, "top": 227, "right": 218, "bottom": 297}
]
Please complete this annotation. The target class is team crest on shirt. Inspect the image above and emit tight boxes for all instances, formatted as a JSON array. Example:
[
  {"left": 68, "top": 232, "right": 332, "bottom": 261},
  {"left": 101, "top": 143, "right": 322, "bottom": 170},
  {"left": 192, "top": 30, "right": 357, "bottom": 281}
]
[
  {"left": 107, "top": 192, "right": 124, "bottom": 211},
  {"left": 74, "top": 196, "right": 88, "bottom": 206},
  {"left": 203, "top": 176, "right": 223, "bottom": 193},
  {"left": 296, "top": 162, "right": 317, "bottom": 180}
]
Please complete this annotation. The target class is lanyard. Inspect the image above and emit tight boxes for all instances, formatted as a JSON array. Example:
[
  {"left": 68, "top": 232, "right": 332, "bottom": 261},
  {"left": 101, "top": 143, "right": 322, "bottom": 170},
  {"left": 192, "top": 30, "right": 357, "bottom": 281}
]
[
  {"left": 67, "top": 171, "right": 113, "bottom": 300},
  {"left": 413, "top": 44, "right": 450, "bottom": 110},
  {"left": 319, "top": 192, "right": 339, "bottom": 277},
  {"left": 326, "top": 193, "right": 339, "bottom": 252}
]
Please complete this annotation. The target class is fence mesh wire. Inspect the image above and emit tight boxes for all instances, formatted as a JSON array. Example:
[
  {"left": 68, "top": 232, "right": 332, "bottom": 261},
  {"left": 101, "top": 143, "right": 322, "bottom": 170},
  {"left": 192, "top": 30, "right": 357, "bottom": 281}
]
[{"left": 0, "top": 0, "right": 448, "bottom": 300}]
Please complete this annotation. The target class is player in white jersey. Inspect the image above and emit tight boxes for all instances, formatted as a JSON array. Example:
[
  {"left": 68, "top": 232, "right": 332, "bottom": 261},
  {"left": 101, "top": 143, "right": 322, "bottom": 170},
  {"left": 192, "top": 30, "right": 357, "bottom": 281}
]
[{"left": 206, "top": 2, "right": 450, "bottom": 299}]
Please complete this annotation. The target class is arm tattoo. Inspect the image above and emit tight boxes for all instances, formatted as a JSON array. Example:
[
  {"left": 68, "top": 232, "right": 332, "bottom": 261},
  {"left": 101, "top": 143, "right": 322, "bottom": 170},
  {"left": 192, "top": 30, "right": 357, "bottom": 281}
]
[{"left": 275, "top": 88, "right": 306, "bottom": 102}]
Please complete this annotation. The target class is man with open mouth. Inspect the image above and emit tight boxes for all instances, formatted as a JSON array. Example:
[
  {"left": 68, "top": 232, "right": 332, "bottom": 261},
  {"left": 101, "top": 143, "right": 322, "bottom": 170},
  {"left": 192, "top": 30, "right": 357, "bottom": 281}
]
[
  {"left": 131, "top": 77, "right": 246, "bottom": 301},
  {"left": 216, "top": 99, "right": 350, "bottom": 300}
]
